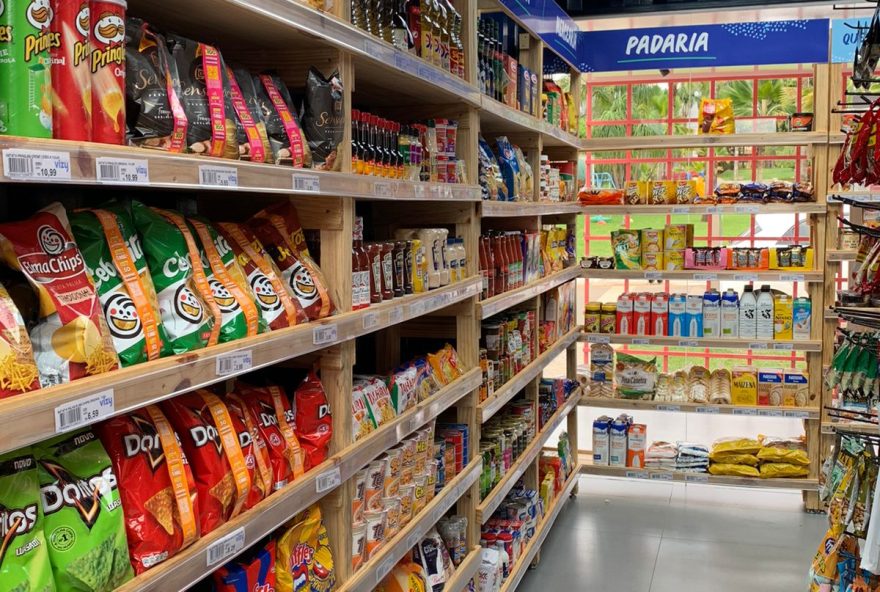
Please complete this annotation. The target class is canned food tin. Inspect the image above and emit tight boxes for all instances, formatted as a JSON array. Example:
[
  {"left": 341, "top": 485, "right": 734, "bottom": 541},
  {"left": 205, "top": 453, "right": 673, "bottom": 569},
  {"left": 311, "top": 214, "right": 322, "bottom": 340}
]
[
  {"left": 52, "top": 0, "right": 91, "bottom": 140},
  {"left": 89, "top": 0, "right": 125, "bottom": 144}
]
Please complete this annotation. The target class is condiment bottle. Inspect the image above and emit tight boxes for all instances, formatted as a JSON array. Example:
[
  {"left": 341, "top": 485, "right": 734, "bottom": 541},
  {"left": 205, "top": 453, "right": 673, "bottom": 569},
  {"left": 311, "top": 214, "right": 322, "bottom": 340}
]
[
  {"left": 381, "top": 242, "right": 395, "bottom": 301},
  {"left": 368, "top": 243, "right": 384, "bottom": 303},
  {"left": 352, "top": 217, "right": 371, "bottom": 309},
  {"left": 393, "top": 241, "right": 406, "bottom": 298}
]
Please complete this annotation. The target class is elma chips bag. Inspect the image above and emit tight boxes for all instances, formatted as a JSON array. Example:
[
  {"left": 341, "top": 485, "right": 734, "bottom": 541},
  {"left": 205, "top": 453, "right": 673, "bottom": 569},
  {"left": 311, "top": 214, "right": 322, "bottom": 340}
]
[
  {"left": 33, "top": 429, "right": 133, "bottom": 591},
  {"left": 0, "top": 203, "right": 119, "bottom": 387},
  {"left": 0, "top": 450, "right": 55, "bottom": 592},
  {"left": 96, "top": 406, "right": 199, "bottom": 574}
]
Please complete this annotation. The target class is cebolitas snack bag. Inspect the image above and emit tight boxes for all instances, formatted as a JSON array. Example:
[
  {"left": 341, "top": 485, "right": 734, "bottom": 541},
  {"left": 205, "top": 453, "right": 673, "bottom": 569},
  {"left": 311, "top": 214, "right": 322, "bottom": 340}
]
[
  {"left": 161, "top": 390, "right": 251, "bottom": 536},
  {"left": 70, "top": 206, "right": 168, "bottom": 366},
  {"left": 292, "top": 371, "right": 332, "bottom": 471},
  {"left": 249, "top": 203, "right": 336, "bottom": 321},
  {"left": 96, "top": 406, "right": 199, "bottom": 574},
  {"left": 217, "top": 222, "right": 307, "bottom": 331},
  {"left": 0, "top": 282, "right": 40, "bottom": 398},
  {"left": 131, "top": 201, "right": 216, "bottom": 354},
  {"left": 0, "top": 450, "right": 55, "bottom": 592},
  {"left": 0, "top": 203, "right": 119, "bottom": 387},
  {"left": 226, "top": 393, "right": 273, "bottom": 511},
  {"left": 33, "top": 429, "right": 133, "bottom": 591}
]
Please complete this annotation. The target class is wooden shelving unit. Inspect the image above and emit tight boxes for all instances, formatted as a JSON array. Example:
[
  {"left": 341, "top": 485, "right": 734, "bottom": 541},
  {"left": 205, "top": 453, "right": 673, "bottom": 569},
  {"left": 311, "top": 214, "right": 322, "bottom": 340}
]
[
  {"left": 580, "top": 332, "right": 823, "bottom": 352},
  {"left": 478, "top": 265, "right": 582, "bottom": 319},
  {"left": 579, "top": 131, "right": 828, "bottom": 151},
  {"left": 578, "top": 203, "right": 828, "bottom": 216},
  {"left": 582, "top": 268, "right": 824, "bottom": 282},
  {"left": 580, "top": 396, "right": 819, "bottom": 419}
]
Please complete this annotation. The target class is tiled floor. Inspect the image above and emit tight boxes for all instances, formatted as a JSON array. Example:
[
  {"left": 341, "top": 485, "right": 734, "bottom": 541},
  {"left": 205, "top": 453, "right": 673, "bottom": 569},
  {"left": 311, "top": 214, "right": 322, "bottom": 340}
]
[{"left": 516, "top": 475, "right": 825, "bottom": 592}]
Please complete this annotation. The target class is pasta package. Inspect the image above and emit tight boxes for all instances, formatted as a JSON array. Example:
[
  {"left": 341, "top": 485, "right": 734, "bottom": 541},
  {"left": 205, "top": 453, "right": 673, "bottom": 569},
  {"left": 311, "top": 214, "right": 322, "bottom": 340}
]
[
  {"left": 614, "top": 353, "right": 657, "bottom": 399},
  {"left": 760, "top": 462, "right": 809, "bottom": 478},
  {"left": 0, "top": 203, "right": 119, "bottom": 386},
  {"left": 0, "top": 282, "right": 39, "bottom": 398}
]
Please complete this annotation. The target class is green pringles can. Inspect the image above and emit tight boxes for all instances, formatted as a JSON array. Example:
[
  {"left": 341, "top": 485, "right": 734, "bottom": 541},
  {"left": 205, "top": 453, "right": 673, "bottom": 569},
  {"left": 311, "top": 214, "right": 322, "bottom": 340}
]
[{"left": 0, "top": 0, "right": 58, "bottom": 137}]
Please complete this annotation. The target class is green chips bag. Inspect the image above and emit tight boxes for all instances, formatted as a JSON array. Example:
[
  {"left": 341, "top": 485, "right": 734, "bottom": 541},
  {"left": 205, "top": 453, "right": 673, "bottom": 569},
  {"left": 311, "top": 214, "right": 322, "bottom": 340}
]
[
  {"left": 0, "top": 451, "right": 55, "bottom": 592},
  {"left": 70, "top": 206, "right": 170, "bottom": 367},
  {"left": 34, "top": 429, "right": 132, "bottom": 592},
  {"left": 131, "top": 201, "right": 216, "bottom": 354}
]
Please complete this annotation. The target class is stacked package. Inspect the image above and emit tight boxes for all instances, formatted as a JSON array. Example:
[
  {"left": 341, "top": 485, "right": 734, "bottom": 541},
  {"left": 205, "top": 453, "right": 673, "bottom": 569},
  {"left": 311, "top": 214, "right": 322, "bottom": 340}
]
[
  {"left": 676, "top": 442, "right": 710, "bottom": 473},
  {"left": 645, "top": 441, "right": 677, "bottom": 471},
  {"left": 709, "top": 436, "right": 808, "bottom": 478}
]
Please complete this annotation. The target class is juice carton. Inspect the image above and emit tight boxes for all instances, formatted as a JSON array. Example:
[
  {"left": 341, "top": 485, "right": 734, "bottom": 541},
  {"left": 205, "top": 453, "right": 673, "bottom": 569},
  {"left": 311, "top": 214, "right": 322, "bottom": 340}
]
[
  {"left": 626, "top": 424, "right": 647, "bottom": 468},
  {"left": 731, "top": 367, "right": 758, "bottom": 406},
  {"left": 668, "top": 293, "right": 687, "bottom": 337},
  {"left": 773, "top": 292, "right": 793, "bottom": 341}
]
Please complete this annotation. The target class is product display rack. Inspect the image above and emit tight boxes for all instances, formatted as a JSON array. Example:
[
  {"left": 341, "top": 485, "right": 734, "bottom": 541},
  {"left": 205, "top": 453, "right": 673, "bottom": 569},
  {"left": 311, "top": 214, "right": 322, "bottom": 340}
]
[
  {"left": 580, "top": 332, "right": 823, "bottom": 352},
  {"left": 477, "top": 265, "right": 582, "bottom": 319},
  {"left": 580, "top": 397, "right": 819, "bottom": 419},
  {"left": 578, "top": 203, "right": 829, "bottom": 216}
]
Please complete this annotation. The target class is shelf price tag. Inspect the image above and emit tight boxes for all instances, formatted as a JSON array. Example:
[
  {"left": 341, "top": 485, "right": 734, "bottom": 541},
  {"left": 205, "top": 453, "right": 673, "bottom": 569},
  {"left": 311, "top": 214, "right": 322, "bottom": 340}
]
[
  {"left": 732, "top": 408, "right": 757, "bottom": 416},
  {"left": 3, "top": 149, "right": 71, "bottom": 181},
  {"left": 377, "top": 557, "right": 396, "bottom": 584},
  {"left": 695, "top": 406, "right": 720, "bottom": 414},
  {"left": 784, "top": 410, "right": 811, "bottom": 419},
  {"left": 748, "top": 342, "right": 766, "bottom": 350},
  {"left": 733, "top": 274, "right": 758, "bottom": 282},
  {"left": 734, "top": 205, "right": 760, "bottom": 214},
  {"left": 312, "top": 324, "right": 338, "bottom": 346},
  {"left": 773, "top": 343, "right": 793, "bottom": 351},
  {"left": 413, "top": 184, "right": 426, "bottom": 199},
  {"left": 216, "top": 350, "right": 253, "bottom": 377},
  {"left": 694, "top": 273, "right": 717, "bottom": 281},
  {"left": 409, "top": 300, "right": 427, "bottom": 317},
  {"left": 644, "top": 272, "right": 663, "bottom": 280},
  {"left": 587, "top": 334, "right": 611, "bottom": 344},
  {"left": 656, "top": 405, "right": 681, "bottom": 412},
  {"left": 55, "top": 390, "right": 115, "bottom": 433},
  {"left": 199, "top": 165, "right": 238, "bottom": 187},
  {"left": 650, "top": 472, "right": 673, "bottom": 481},
  {"left": 207, "top": 527, "right": 246, "bottom": 566},
  {"left": 96, "top": 158, "right": 149, "bottom": 184},
  {"left": 671, "top": 206, "right": 691, "bottom": 214},
  {"left": 678, "top": 340, "right": 700, "bottom": 347},
  {"left": 631, "top": 338, "right": 651, "bottom": 345},
  {"left": 293, "top": 173, "right": 320, "bottom": 192},
  {"left": 374, "top": 181, "right": 392, "bottom": 197},
  {"left": 363, "top": 312, "right": 380, "bottom": 330},
  {"left": 625, "top": 470, "right": 649, "bottom": 479},
  {"left": 706, "top": 206, "right": 722, "bottom": 214},
  {"left": 685, "top": 474, "right": 709, "bottom": 483},
  {"left": 389, "top": 306, "right": 404, "bottom": 324},
  {"left": 780, "top": 273, "right": 805, "bottom": 282},
  {"left": 316, "top": 467, "right": 342, "bottom": 493},
  {"left": 758, "top": 409, "right": 784, "bottom": 417}
]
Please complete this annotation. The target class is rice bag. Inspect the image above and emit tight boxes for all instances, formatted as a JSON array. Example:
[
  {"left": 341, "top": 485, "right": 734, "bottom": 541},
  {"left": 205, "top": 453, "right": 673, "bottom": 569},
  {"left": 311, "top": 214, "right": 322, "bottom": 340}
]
[
  {"left": 760, "top": 462, "right": 810, "bottom": 478},
  {"left": 711, "top": 437, "right": 762, "bottom": 456}
]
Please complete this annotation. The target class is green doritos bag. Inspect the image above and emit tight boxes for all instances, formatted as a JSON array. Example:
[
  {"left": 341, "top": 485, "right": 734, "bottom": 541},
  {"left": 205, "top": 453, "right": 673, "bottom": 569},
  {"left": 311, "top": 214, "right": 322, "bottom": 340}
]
[
  {"left": 131, "top": 201, "right": 217, "bottom": 354},
  {"left": 0, "top": 450, "right": 55, "bottom": 592},
  {"left": 70, "top": 206, "right": 170, "bottom": 366},
  {"left": 34, "top": 429, "right": 133, "bottom": 592}
]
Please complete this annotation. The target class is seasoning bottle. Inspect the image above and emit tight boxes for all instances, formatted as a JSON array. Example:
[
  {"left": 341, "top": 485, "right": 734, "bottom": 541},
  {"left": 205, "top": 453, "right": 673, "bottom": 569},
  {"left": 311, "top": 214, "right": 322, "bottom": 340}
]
[
  {"left": 381, "top": 242, "right": 395, "bottom": 301},
  {"left": 491, "top": 235, "right": 508, "bottom": 293},
  {"left": 420, "top": 0, "right": 434, "bottom": 64},
  {"left": 451, "top": 10, "right": 464, "bottom": 78},
  {"left": 436, "top": 0, "right": 450, "bottom": 72},
  {"left": 361, "top": 112, "right": 375, "bottom": 176},
  {"left": 407, "top": 0, "right": 422, "bottom": 57},
  {"left": 403, "top": 239, "right": 415, "bottom": 294}
]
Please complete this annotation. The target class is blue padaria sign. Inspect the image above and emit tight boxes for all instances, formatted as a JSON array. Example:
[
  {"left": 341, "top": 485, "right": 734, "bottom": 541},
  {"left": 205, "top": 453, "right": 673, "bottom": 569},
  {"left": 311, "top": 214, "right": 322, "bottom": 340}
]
[{"left": 831, "top": 18, "right": 870, "bottom": 64}]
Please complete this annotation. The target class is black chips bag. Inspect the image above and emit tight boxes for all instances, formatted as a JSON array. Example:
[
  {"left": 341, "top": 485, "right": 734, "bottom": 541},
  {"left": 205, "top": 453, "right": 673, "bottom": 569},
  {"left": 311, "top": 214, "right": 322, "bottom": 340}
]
[{"left": 301, "top": 67, "right": 344, "bottom": 171}]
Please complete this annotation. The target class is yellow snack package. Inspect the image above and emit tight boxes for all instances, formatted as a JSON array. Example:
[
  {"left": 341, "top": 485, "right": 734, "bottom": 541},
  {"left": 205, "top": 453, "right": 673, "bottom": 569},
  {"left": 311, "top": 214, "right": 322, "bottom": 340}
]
[
  {"left": 711, "top": 437, "right": 761, "bottom": 456},
  {"left": 699, "top": 98, "right": 735, "bottom": 134},
  {"left": 708, "top": 463, "right": 760, "bottom": 478},
  {"left": 760, "top": 462, "right": 810, "bottom": 478},
  {"left": 757, "top": 447, "right": 810, "bottom": 466},
  {"left": 707, "top": 452, "right": 759, "bottom": 466}
]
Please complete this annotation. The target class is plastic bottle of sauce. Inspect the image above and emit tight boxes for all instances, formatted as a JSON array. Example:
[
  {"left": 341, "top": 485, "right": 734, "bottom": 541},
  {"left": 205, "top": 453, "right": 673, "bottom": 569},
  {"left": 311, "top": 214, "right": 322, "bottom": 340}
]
[
  {"left": 367, "top": 243, "right": 384, "bottom": 303},
  {"left": 403, "top": 239, "right": 414, "bottom": 295},
  {"left": 491, "top": 235, "right": 507, "bottom": 293},
  {"left": 479, "top": 237, "right": 490, "bottom": 298},
  {"left": 381, "top": 242, "right": 395, "bottom": 300},
  {"left": 393, "top": 240, "right": 406, "bottom": 298},
  {"left": 352, "top": 217, "right": 371, "bottom": 309}
]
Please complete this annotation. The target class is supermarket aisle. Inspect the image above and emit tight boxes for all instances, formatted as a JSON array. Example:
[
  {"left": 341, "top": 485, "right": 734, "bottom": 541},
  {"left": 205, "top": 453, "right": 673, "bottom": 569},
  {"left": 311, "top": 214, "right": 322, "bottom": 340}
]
[{"left": 517, "top": 476, "right": 824, "bottom": 592}]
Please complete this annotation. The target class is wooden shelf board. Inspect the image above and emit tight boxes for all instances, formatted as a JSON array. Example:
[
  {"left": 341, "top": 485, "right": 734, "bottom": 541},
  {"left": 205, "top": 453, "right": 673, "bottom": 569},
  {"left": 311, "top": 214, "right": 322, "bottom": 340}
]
[
  {"left": 580, "top": 203, "right": 827, "bottom": 216},
  {"left": 582, "top": 268, "right": 824, "bottom": 282},
  {"left": 478, "top": 266, "right": 581, "bottom": 319},
  {"left": 579, "top": 397, "right": 819, "bottom": 419},
  {"left": 580, "top": 333, "right": 822, "bottom": 352},
  {"left": 478, "top": 97, "right": 582, "bottom": 149},
  {"left": 821, "top": 421, "right": 879, "bottom": 435},
  {"left": 579, "top": 132, "right": 828, "bottom": 152},
  {"left": 827, "top": 250, "right": 858, "bottom": 262},
  {"left": 481, "top": 201, "right": 583, "bottom": 218}
]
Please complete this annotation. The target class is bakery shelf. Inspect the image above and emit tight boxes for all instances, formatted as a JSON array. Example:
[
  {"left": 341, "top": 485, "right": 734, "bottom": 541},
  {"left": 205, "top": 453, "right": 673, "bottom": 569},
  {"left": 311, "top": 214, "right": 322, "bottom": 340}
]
[
  {"left": 477, "top": 326, "right": 582, "bottom": 424},
  {"left": 827, "top": 250, "right": 858, "bottom": 262},
  {"left": 442, "top": 546, "right": 484, "bottom": 592},
  {"left": 579, "top": 456, "right": 818, "bottom": 490},
  {"left": 479, "top": 96, "right": 583, "bottom": 150},
  {"left": 0, "top": 277, "right": 481, "bottom": 456},
  {"left": 478, "top": 265, "right": 581, "bottom": 319},
  {"left": 340, "top": 459, "right": 482, "bottom": 592},
  {"left": 497, "top": 466, "right": 580, "bottom": 592},
  {"left": 581, "top": 268, "right": 824, "bottom": 282},
  {"left": 579, "top": 132, "right": 828, "bottom": 152},
  {"left": 580, "top": 332, "right": 823, "bottom": 352},
  {"left": 579, "top": 397, "right": 819, "bottom": 419},
  {"left": 0, "top": 137, "right": 482, "bottom": 201},
  {"left": 476, "top": 390, "right": 582, "bottom": 523},
  {"left": 579, "top": 203, "right": 827, "bottom": 216},
  {"left": 481, "top": 201, "right": 583, "bottom": 218}
]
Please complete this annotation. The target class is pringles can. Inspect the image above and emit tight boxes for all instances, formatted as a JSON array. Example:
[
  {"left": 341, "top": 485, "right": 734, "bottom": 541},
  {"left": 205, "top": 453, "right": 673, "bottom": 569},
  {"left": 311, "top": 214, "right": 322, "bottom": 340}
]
[
  {"left": 0, "top": 0, "right": 56, "bottom": 137},
  {"left": 89, "top": 0, "right": 125, "bottom": 144},
  {"left": 52, "top": 0, "right": 91, "bottom": 140}
]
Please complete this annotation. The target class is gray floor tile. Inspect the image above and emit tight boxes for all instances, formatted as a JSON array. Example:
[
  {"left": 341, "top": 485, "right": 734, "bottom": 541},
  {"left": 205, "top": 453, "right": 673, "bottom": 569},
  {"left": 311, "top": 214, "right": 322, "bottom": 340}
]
[
  {"left": 669, "top": 482, "right": 809, "bottom": 513},
  {"left": 562, "top": 491, "right": 673, "bottom": 537},
  {"left": 581, "top": 475, "right": 676, "bottom": 502}
]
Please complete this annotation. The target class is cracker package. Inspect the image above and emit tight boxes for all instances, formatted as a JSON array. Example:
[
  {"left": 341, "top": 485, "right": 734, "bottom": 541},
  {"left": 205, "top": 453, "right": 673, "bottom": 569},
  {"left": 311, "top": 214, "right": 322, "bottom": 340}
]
[
  {"left": 226, "top": 393, "right": 274, "bottom": 511},
  {"left": 356, "top": 376, "right": 396, "bottom": 427},
  {"left": 0, "top": 282, "right": 40, "bottom": 398},
  {"left": 0, "top": 203, "right": 119, "bottom": 387},
  {"left": 292, "top": 371, "right": 332, "bottom": 471},
  {"left": 34, "top": 429, "right": 133, "bottom": 591},
  {"left": 96, "top": 406, "right": 200, "bottom": 574},
  {"left": 0, "top": 450, "right": 55, "bottom": 592},
  {"left": 352, "top": 384, "right": 374, "bottom": 442},
  {"left": 389, "top": 365, "right": 419, "bottom": 414},
  {"left": 70, "top": 206, "right": 169, "bottom": 366},
  {"left": 161, "top": 390, "right": 251, "bottom": 535},
  {"left": 256, "top": 72, "right": 312, "bottom": 167}
]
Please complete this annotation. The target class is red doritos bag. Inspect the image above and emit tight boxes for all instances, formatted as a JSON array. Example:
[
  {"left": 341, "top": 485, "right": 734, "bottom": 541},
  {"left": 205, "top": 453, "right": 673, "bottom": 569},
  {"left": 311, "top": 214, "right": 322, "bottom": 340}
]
[
  {"left": 96, "top": 405, "right": 199, "bottom": 574},
  {"left": 226, "top": 393, "right": 274, "bottom": 511},
  {"left": 161, "top": 390, "right": 251, "bottom": 535},
  {"left": 238, "top": 384, "right": 306, "bottom": 491},
  {"left": 293, "top": 372, "right": 332, "bottom": 470}
]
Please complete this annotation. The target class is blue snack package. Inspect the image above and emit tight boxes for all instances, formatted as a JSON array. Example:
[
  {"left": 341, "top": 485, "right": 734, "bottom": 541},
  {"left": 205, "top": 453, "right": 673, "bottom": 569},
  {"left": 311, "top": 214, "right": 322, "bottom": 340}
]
[
  {"left": 495, "top": 136, "right": 521, "bottom": 201},
  {"left": 212, "top": 540, "right": 276, "bottom": 592}
]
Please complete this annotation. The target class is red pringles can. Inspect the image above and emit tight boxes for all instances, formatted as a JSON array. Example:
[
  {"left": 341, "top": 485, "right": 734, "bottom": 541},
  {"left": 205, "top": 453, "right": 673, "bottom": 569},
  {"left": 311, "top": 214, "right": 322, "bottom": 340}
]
[
  {"left": 89, "top": 0, "right": 125, "bottom": 144},
  {"left": 52, "top": 0, "right": 92, "bottom": 141}
]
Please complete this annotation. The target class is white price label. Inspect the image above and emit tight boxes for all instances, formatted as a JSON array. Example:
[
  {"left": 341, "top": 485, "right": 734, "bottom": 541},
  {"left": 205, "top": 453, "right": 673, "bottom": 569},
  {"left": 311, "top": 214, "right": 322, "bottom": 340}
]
[
  {"left": 758, "top": 409, "right": 785, "bottom": 417},
  {"left": 678, "top": 340, "right": 700, "bottom": 347},
  {"left": 55, "top": 390, "right": 115, "bottom": 433},
  {"left": 734, "top": 205, "right": 760, "bottom": 214},
  {"left": 429, "top": 185, "right": 442, "bottom": 200},
  {"left": 706, "top": 206, "right": 722, "bottom": 214},
  {"left": 363, "top": 312, "right": 380, "bottom": 330},
  {"left": 780, "top": 274, "right": 805, "bottom": 282},
  {"left": 406, "top": 531, "right": 421, "bottom": 551},
  {"left": 625, "top": 470, "right": 648, "bottom": 479},
  {"left": 734, "top": 274, "right": 758, "bottom": 282},
  {"left": 587, "top": 334, "right": 611, "bottom": 344},
  {"left": 413, "top": 184, "right": 426, "bottom": 199},
  {"left": 3, "top": 149, "right": 71, "bottom": 180},
  {"left": 644, "top": 272, "right": 663, "bottom": 280},
  {"left": 671, "top": 206, "right": 691, "bottom": 214},
  {"left": 293, "top": 173, "right": 320, "bottom": 192},
  {"left": 631, "top": 338, "right": 651, "bottom": 345},
  {"left": 207, "top": 528, "right": 246, "bottom": 566},
  {"left": 409, "top": 300, "right": 427, "bottom": 317},
  {"left": 695, "top": 406, "right": 720, "bottom": 414},
  {"left": 96, "top": 158, "right": 149, "bottom": 184},
  {"left": 312, "top": 324, "right": 338, "bottom": 346},
  {"left": 748, "top": 342, "right": 766, "bottom": 350},
  {"left": 650, "top": 472, "right": 673, "bottom": 481},
  {"left": 656, "top": 405, "right": 681, "bottom": 412},
  {"left": 215, "top": 350, "right": 253, "bottom": 377},
  {"left": 199, "top": 165, "right": 238, "bottom": 187},
  {"left": 694, "top": 273, "right": 717, "bottom": 281},
  {"left": 442, "top": 186, "right": 453, "bottom": 199},
  {"left": 377, "top": 557, "right": 397, "bottom": 583},
  {"left": 784, "top": 410, "right": 811, "bottom": 419},
  {"left": 732, "top": 408, "right": 757, "bottom": 416},
  {"left": 374, "top": 181, "right": 392, "bottom": 197},
  {"left": 685, "top": 474, "right": 709, "bottom": 483},
  {"left": 316, "top": 467, "right": 342, "bottom": 493},
  {"left": 773, "top": 343, "right": 794, "bottom": 351},
  {"left": 389, "top": 307, "right": 404, "bottom": 324},
  {"left": 396, "top": 416, "right": 416, "bottom": 441}
]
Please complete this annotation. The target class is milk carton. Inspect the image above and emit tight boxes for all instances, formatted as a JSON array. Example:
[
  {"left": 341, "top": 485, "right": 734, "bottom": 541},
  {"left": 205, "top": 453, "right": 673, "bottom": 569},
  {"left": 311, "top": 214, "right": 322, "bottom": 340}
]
[
  {"left": 758, "top": 368, "right": 784, "bottom": 406},
  {"left": 609, "top": 418, "right": 629, "bottom": 467},
  {"left": 793, "top": 297, "right": 812, "bottom": 341},
  {"left": 633, "top": 293, "right": 652, "bottom": 336},
  {"left": 721, "top": 289, "right": 739, "bottom": 339},
  {"left": 592, "top": 416, "right": 612, "bottom": 466},
  {"left": 626, "top": 424, "right": 647, "bottom": 468},
  {"left": 739, "top": 286, "right": 757, "bottom": 339},
  {"left": 616, "top": 292, "right": 634, "bottom": 335},
  {"left": 686, "top": 294, "right": 704, "bottom": 338},
  {"left": 651, "top": 292, "right": 669, "bottom": 336},
  {"left": 668, "top": 294, "right": 687, "bottom": 337},
  {"left": 756, "top": 285, "right": 775, "bottom": 340},
  {"left": 773, "top": 292, "right": 793, "bottom": 341},
  {"left": 702, "top": 289, "right": 721, "bottom": 338}
]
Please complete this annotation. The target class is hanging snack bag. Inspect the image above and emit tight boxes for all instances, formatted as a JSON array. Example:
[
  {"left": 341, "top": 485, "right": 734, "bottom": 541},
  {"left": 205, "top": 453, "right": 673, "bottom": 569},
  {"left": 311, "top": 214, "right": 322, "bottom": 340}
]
[
  {"left": 161, "top": 390, "right": 251, "bottom": 535},
  {"left": 0, "top": 281, "right": 40, "bottom": 398},
  {"left": 256, "top": 72, "right": 312, "bottom": 167},
  {"left": 228, "top": 66, "right": 273, "bottom": 163},
  {"left": 131, "top": 201, "right": 217, "bottom": 354},
  {"left": 292, "top": 371, "right": 332, "bottom": 470},
  {"left": 0, "top": 203, "right": 119, "bottom": 387},
  {"left": 125, "top": 18, "right": 187, "bottom": 151},
  {"left": 217, "top": 222, "right": 308, "bottom": 331},
  {"left": 0, "top": 450, "right": 55, "bottom": 592},
  {"left": 96, "top": 406, "right": 199, "bottom": 574},
  {"left": 34, "top": 429, "right": 133, "bottom": 591},
  {"left": 301, "top": 67, "right": 344, "bottom": 171},
  {"left": 249, "top": 202, "right": 336, "bottom": 320},
  {"left": 190, "top": 217, "right": 264, "bottom": 341},
  {"left": 70, "top": 206, "right": 168, "bottom": 366},
  {"left": 238, "top": 383, "right": 306, "bottom": 490},
  {"left": 166, "top": 34, "right": 239, "bottom": 158},
  {"left": 698, "top": 98, "right": 734, "bottom": 135},
  {"left": 225, "top": 393, "right": 274, "bottom": 511}
]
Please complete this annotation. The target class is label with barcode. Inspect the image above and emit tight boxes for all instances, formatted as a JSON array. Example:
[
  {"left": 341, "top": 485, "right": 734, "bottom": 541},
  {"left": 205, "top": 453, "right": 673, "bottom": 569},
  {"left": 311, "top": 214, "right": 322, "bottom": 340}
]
[
  {"left": 374, "top": 181, "right": 392, "bottom": 197},
  {"left": 644, "top": 272, "right": 663, "bottom": 280},
  {"left": 313, "top": 324, "right": 338, "bottom": 346},
  {"left": 734, "top": 205, "right": 760, "bottom": 214},
  {"left": 784, "top": 410, "right": 811, "bottom": 418},
  {"left": 678, "top": 340, "right": 700, "bottom": 347},
  {"left": 199, "top": 165, "right": 238, "bottom": 187},
  {"left": 363, "top": 312, "right": 379, "bottom": 330},
  {"left": 409, "top": 300, "right": 427, "bottom": 317},
  {"left": 732, "top": 408, "right": 757, "bottom": 416},
  {"left": 3, "top": 149, "right": 71, "bottom": 180},
  {"left": 587, "top": 334, "right": 611, "bottom": 344},
  {"left": 758, "top": 409, "right": 785, "bottom": 417},
  {"left": 650, "top": 472, "right": 673, "bottom": 481},
  {"left": 316, "top": 467, "right": 341, "bottom": 493},
  {"left": 216, "top": 350, "right": 253, "bottom": 377},
  {"left": 441, "top": 186, "right": 453, "bottom": 199},
  {"left": 206, "top": 527, "right": 246, "bottom": 566},
  {"left": 694, "top": 273, "right": 717, "bottom": 281},
  {"left": 631, "top": 338, "right": 651, "bottom": 345},
  {"left": 377, "top": 557, "right": 397, "bottom": 583},
  {"left": 396, "top": 416, "right": 416, "bottom": 441},
  {"left": 413, "top": 184, "right": 426, "bottom": 199},
  {"left": 96, "top": 158, "right": 149, "bottom": 184},
  {"left": 706, "top": 206, "right": 722, "bottom": 214},
  {"left": 695, "top": 406, "right": 720, "bottom": 414},
  {"left": 389, "top": 306, "right": 404, "bottom": 324},
  {"left": 430, "top": 185, "right": 442, "bottom": 199},
  {"left": 55, "top": 390, "right": 115, "bottom": 433},
  {"left": 625, "top": 470, "right": 648, "bottom": 479},
  {"left": 780, "top": 274, "right": 805, "bottom": 282},
  {"left": 656, "top": 404, "right": 681, "bottom": 412},
  {"left": 293, "top": 173, "right": 320, "bottom": 192},
  {"left": 405, "top": 530, "right": 421, "bottom": 551},
  {"left": 685, "top": 474, "right": 709, "bottom": 483},
  {"left": 748, "top": 342, "right": 766, "bottom": 350},
  {"left": 734, "top": 274, "right": 758, "bottom": 282},
  {"left": 671, "top": 206, "right": 691, "bottom": 214},
  {"left": 773, "top": 343, "right": 793, "bottom": 350}
]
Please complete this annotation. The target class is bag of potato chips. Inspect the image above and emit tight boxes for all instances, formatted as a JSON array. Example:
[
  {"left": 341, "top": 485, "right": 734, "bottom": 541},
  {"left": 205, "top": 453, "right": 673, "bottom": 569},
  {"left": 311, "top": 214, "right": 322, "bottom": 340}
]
[
  {"left": 276, "top": 505, "right": 335, "bottom": 592},
  {"left": 0, "top": 450, "right": 55, "bottom": 592},
  {"left": 0, "top": 281, "right": 40, "bottom": 398},
  {"left": 0, "top": 203, "right": 119, "bottom": 387},
  {"left": 34, "top": 429, "right": 133, "bottom": 591}
]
